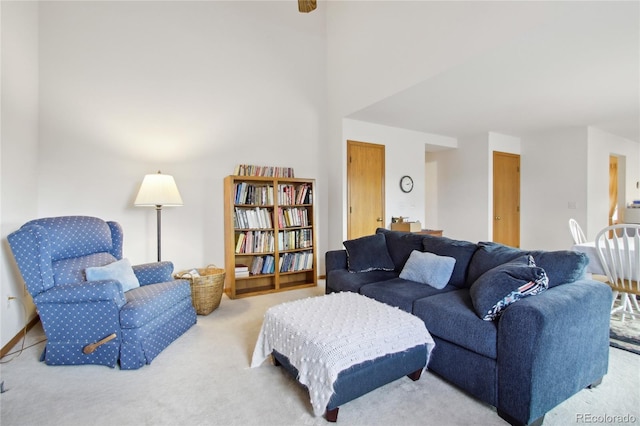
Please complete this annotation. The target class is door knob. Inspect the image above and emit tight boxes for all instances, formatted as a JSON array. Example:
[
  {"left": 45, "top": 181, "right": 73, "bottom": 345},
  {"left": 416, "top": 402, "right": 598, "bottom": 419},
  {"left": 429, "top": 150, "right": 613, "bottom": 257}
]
[
  {"left": 376, "top": 218, "right": 383, "bottom": 222},
  {"left": 495, "top": 216, "right": 501, "bottom": 220}
]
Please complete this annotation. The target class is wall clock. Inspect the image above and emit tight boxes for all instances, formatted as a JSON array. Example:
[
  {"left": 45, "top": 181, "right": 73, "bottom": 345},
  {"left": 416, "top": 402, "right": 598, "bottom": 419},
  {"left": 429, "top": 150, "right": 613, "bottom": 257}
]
[{"left": 400, "top": 175, "right": 414, "bottom": 193}]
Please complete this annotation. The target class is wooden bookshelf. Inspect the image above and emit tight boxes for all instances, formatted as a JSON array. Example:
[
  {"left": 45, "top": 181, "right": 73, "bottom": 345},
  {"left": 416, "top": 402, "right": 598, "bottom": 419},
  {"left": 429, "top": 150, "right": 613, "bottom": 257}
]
[{"left": 223, "top": 175, "right": 317, "bottom": 299}]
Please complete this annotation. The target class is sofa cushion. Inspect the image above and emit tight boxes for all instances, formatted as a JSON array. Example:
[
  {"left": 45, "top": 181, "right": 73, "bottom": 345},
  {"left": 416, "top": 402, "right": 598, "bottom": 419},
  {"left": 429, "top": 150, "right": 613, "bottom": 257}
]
[
  {"left": 326, "top": 269, "right": 399, "bottom": 293},
  {"left": 359, "top": 278, "right": 456, "bottom": 312},
  {"left": 413, "top": 289, "right": 498, "bottom": 359},
  {"left": 467, "top": 241, "right": 588, "bottom": 288},
  {"left": 422, "top": 235, "right": 478, "bottom": 288},
  {"left": 343, "top": 233, "right": 395, "bottom": 273},
  {"left": 469, "top": 255, "right": 548, "bottom": 321},
  {"left": 529, "top": 250, "right": 588, "bottom": 288},
  {"left": 376, "top": 228, "right": 425, "bottom": 271},
  {"left": 85, "top": 258, "right": 140, "bottom": 292},
  {"left": 399, "top": 250, "right": 455, "bottom": 289}
]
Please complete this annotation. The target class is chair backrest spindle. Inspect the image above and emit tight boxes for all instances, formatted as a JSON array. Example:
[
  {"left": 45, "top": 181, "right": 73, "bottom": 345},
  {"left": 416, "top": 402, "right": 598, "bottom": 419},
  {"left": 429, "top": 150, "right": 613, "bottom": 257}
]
[{"left": 569, "top": 218, "right": 587, "bottom": 245}]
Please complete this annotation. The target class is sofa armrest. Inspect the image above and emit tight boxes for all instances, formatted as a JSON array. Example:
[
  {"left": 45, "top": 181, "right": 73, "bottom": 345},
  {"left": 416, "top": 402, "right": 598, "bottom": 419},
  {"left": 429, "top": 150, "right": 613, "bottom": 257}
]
[
  {"left": 326, "top": 250, "right": 348, "bottom": 272},
  {"left": 35, "top": 280, "right": 126, "bottom": 308},
  {"left": 497, "top": 279, "right": 612, "bottom": 425},
  {"left": 326, "top": 250, "right": 348, "bottom": 294},
  {"left": 133, "top": 261, "right": 174, "bottom": 285}
]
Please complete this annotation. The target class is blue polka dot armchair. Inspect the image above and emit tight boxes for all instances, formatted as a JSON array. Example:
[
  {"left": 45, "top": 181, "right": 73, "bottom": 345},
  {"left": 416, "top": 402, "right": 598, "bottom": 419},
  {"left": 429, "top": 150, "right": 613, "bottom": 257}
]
[{"left": 7, "top": 216, "right": 197, "bottom": 369}]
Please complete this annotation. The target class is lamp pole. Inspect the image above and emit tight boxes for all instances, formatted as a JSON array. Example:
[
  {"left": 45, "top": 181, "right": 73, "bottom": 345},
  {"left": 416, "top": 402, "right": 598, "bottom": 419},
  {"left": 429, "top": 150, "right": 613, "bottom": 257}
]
[{"left": 156, "top": 204, "right": 162, "bottom": 262}]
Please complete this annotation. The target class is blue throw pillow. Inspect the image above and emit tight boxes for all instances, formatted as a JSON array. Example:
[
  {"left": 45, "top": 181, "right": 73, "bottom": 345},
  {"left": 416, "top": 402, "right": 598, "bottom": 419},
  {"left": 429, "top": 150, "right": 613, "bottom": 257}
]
[
  {"left": 343, "top": 233, "right": 395, "bottom": 273},
  {"left": 376, "top": 228, "right": 426, "bottom": 271},
  {"left": 467, "top": 242, "right": 524, "bottom": 285},
  {"left": 399, "top": 250, "right": 456, "bottom": 289},
  {"left": 85, "top": 258, "right": 140, "bottom": 292},
  {"left": 469, "top": 255, "right": 548, "bottom": 321}
]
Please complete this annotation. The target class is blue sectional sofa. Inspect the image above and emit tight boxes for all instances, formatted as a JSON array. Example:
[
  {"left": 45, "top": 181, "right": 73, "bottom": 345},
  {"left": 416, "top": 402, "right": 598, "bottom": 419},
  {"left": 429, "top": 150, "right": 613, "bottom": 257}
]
[{"left": 325, "top": 228, "right": 612, "bottom": 426}]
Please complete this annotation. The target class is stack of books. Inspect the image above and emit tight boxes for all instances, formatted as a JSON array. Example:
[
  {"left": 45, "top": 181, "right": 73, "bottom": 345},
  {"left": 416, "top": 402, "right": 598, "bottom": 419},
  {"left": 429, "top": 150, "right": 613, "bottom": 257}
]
[{"left": 235, "top": 264, "right": 249, "bottom": 278}]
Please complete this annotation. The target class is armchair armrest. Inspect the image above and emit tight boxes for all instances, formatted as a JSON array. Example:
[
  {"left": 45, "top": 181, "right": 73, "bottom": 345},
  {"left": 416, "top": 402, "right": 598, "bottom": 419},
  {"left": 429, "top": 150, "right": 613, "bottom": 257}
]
[
  {"left": 496, "top": 279, "right": 612, "bottom": 425},
  {"left": 132, "top": 261, "right": 174, "bottom": 285},
  {"left": 35, "top": 280, "right": 126, "bottom": 308}
]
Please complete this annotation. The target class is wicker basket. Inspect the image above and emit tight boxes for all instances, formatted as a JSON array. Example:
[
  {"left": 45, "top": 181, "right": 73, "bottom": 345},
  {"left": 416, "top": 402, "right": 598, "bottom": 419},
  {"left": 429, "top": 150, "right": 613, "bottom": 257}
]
[{"left": 175, "top": 265, "right": 225, "bottom": 315}]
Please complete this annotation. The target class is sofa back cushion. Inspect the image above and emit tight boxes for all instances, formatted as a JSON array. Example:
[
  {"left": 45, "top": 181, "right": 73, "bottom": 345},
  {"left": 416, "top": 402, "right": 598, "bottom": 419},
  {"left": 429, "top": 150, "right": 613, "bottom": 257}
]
[
  {"left": 467, "top": 241, "right": 588, "bottom": 288},
  {"left": 343, "top": 233, "right": 395, "bottom": 273},
  {"left": 376, "top": 228, "right": 425, "bottom": 271},
  {"left": 52, "top": 252, "right": 117, "bottom": 285},
  {"left": 422, "top": 235, "right": 478, "bottom": 288},
  {"left": 25, "top": 216, "right": 114, "bottom": 261}
]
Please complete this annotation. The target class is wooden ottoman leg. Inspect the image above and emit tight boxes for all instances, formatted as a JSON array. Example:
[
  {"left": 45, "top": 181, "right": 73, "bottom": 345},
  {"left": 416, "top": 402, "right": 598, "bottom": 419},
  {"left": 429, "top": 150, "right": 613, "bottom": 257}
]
[
  {"left": 325, "top": 407, "right": 339, "bottom": 422},
  {"left": 407, "top": 368, "right": 423, "bottom": 381}
]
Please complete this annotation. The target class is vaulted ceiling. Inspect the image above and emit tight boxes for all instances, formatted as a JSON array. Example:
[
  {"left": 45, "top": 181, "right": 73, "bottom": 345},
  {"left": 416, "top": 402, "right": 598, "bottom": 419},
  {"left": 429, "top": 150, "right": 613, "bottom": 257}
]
[{"left": 347, "top": 2, "right": 639, "bottom": 143}]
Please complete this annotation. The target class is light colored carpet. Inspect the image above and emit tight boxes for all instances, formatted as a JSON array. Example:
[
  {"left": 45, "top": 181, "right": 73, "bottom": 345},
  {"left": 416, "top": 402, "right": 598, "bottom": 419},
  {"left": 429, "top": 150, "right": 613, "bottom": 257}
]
[{"left": 1, "top": 281, "right": 639, "bottom": 426}]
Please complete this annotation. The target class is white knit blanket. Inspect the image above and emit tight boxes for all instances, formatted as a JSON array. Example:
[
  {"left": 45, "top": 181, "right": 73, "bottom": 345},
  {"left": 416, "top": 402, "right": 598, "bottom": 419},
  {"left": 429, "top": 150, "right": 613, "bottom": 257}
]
[{"left": 251, "top": 292, "right": 435, "bottom": 416}]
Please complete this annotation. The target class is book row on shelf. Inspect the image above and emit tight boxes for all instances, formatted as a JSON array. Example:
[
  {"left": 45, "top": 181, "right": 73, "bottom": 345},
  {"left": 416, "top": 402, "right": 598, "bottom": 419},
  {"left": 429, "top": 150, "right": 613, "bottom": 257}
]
[
  {"left": 235, "top": 251, "right": 313, "bottom": 277},
  {"left": 233, "top": 164, "right": 295, "bottom": 178},
  {"left": 234, "top": 207, "right": 273, "bottom": 229},
  {"left": 278, "top": 183, "right": 312, "bottom": 205},
  {"left": 233, "top": 183, "right": 273, "bottom": 206},
  {"left": 277, "top": 207, "right": 310, "bottom": 228},
  {"left": 233, "top": 182, "right": 313, "bottom": 206},
  {"left": 235, "top": 231, "right": 274, "bottom": 254},
  {"left": 250, "top": 255, "right": 275, "bottom": 275},
  {"left": 280, "top": 251, "right": 313, "bottom": 273},
  {"left": 280, "top": 229, "right": 313, "bottom": 250},
  {"left": 235, "top": 229, "right": 313, "bottom": 254}
]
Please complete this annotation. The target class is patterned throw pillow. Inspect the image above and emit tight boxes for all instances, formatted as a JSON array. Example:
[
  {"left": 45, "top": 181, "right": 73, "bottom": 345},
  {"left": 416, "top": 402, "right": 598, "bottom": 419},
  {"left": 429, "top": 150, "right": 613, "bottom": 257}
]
[{"left": 469, "top": 255, "right": 548, "bottom": 321}]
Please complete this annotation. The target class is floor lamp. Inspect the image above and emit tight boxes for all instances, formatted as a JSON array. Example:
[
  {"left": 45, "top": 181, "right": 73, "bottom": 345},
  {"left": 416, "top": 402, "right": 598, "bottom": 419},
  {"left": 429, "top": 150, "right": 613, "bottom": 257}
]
[{"left": 134, "top": 171, "right": 183, "bottom": 262}]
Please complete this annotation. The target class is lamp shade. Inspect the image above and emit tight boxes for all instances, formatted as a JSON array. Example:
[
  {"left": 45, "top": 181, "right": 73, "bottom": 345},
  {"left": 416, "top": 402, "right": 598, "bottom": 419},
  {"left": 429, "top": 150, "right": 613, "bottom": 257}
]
[{"left": 134, "top": 172, "right": 183, "bottom": 207}]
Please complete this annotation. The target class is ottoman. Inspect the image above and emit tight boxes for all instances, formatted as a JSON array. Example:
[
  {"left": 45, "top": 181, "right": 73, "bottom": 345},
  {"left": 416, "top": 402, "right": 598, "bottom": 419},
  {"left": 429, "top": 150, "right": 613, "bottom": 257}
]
[{"left": 251, "top": 292, "right": 435, "bottom": 421}]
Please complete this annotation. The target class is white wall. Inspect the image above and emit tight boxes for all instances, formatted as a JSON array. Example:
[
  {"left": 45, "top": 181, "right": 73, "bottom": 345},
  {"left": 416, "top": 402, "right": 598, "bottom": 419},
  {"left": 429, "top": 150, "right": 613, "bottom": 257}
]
[
  {"left": 1, "top": 1, "right": 40, "bottom": 347},
  {"left": 521, "top": 127, "right": 588, "bottom": 250},
  {"left": 432, "top": 134, "right": 491, "bottom": 243},
  {"left": 520, "top": 126, "right": 639, "bottom": 250},
  {"left": 35, "top": 1, "right": 326, "bottom": 268},
  {"left": 1, "top": 1, "right": 327, "bottom": 348},
  {"left": 587, "top": 126, "right": 640, "bottom": 237}
]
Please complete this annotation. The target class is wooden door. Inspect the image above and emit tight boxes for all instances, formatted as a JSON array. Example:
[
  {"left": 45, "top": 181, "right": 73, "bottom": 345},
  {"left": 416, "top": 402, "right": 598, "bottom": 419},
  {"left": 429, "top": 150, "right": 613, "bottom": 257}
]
[
  {"left": 347, "top": 141, "right": 385, "bottom": 239},
  {"left": 609, "top": 155, "right": 618, "bottom": 227},
  {"left": 493, "top": 151, "right": 520, "bottom": 247}
]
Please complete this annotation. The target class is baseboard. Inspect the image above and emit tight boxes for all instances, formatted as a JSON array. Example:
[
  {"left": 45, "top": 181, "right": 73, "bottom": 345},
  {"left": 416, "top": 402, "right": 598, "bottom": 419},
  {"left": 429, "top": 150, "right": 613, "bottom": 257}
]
[{"left": 0, "top": 315, "right": 40, "bottom": 358}]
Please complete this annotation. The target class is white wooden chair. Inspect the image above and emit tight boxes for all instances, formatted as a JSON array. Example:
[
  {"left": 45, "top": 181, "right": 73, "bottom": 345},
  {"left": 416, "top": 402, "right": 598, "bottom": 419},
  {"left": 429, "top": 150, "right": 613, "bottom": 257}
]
[
  {"left": 569, "top": 218, "right": 587, "bottom": 244},
  {"left": 595, "top": 224, "right": 640, "bottom": 318}
]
